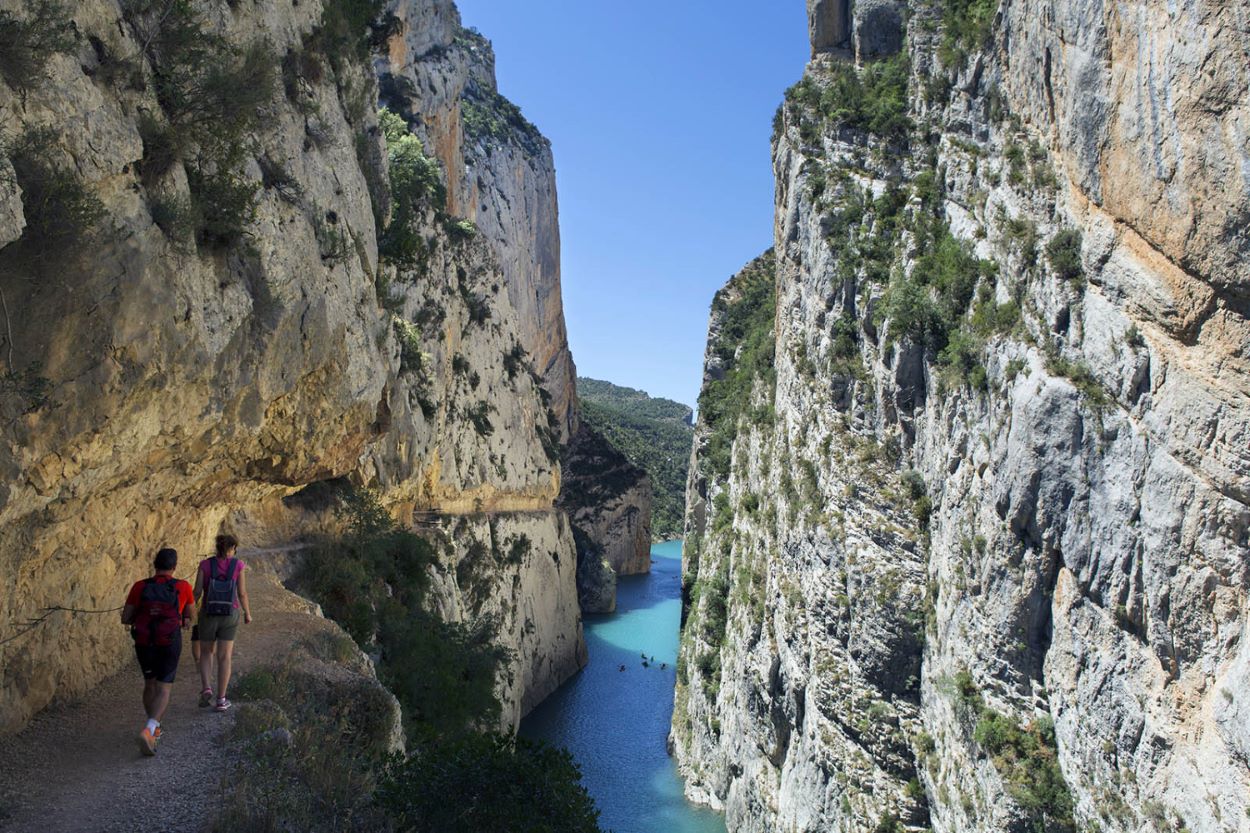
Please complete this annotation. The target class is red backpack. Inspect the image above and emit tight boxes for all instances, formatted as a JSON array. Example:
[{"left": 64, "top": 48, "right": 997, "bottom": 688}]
[{"left": 132, "top": 578, "right": 184, "bottom": 647}]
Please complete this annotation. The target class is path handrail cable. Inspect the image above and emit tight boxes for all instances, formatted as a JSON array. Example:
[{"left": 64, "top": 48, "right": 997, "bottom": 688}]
[{"left": 0, "top": 605, "right": 126, "bottom": 648}]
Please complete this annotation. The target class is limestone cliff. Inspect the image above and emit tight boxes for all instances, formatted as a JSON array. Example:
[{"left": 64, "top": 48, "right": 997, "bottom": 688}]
[
  {"left": 0, "top": 0, "right": 598, "bottom": 733},
  {"left": 375, "top": 4, "right": 650, "bottom": 612},
  {"left": 376, "top": 6, "right": 576, "bottom": 438},
  {"left": 674, "top": 1, "right": 1249, "bottom": 832}
]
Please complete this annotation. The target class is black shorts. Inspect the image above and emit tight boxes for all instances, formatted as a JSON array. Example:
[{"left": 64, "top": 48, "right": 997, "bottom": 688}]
[{"left": 135, "top": 639, "right": 182, "bottom": 684}]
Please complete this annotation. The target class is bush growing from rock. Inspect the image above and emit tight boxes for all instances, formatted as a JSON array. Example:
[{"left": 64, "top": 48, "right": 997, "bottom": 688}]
[
  {"left": 5, "top": 129, "right": 106, "bottom": 264},
  {"left": 938, "top": 0, "right": 996, "bottom": 69},
  {"left": 1046, "top": 228, "right": 1084, "bottom": 281},
  {"left": 0, "top": 1, "right": 75, "bottom": 90},
  {"left": 379, "top": 733, "right": 602, "bottom": 833},
  {"left": 123, "top": 0, "right": 277, "bottom": 250}
]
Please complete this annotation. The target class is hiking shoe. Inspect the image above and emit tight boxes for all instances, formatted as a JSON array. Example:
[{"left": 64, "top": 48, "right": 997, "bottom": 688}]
[
  {"left": 138, "top": 728, "right": 156, "bottom": 757},
  {"left": 214, "top": 698, "right": 232, "bottom": 712},
  {"left": 198, "top": 689, "right": 214, "bottom": 708}
]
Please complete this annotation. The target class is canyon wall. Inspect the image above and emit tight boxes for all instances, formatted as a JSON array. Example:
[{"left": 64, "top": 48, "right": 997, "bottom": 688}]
[
  {"left": 674, "top": 1, "right": 1249, "bottom": 831},
  {"left": 375, "top": 6, "right": 651, "bottom": 608},
  {"left": 0, "top": 0, "right": 616, "bottom": 733}
]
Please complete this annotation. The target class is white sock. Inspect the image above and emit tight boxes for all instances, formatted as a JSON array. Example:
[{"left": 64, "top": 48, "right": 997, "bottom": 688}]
[{"left": 145, "top": 718, "right": 159, "bottom": 733}]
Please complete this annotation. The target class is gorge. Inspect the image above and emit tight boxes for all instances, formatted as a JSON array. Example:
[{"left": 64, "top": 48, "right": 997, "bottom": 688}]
[{"left": 0, "top": 0, "right": 1247, "bottom": 831}]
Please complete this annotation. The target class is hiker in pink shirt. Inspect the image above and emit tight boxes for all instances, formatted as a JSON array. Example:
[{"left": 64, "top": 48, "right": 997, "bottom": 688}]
[{"left": 192, "top": 534, "right": 253, "bottom": 712}]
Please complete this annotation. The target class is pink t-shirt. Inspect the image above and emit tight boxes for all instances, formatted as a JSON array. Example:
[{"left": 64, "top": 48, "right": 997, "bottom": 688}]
[{"left": 199, "top": 557, "right": 246, "bottom": 609}]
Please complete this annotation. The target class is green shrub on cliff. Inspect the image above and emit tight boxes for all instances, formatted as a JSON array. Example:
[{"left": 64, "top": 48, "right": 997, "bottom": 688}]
[
  {"left": 1046, "top": 228, "right": 1084, "bottom": 281},
  {"left": 974, "top": 711, "right": 1076, "bottom": 832},
  {"left": 948, "top": 673, "right": 1075, "bottom": 832},
  {"left": 186, "top": 163, "right": 261, "bottom": 249},
  {"left": 380, "top": 733, "right": 602, "bottom": 833},
  {"left": 879, "top": 210, "right": 999, "bottom": 392},
  {"left": 302, "top": 487, "right": 435, "bottom": 649},
  {"left": 4, "top": 129, "right": 106, "bottom": 262},
  {"left": 1045, "top": 353, "right": 1110, "bottom": 410},
  {"left": 783, "top": 52, "right": 912, "bottom": 145},
  {"left": 311, "top": 0, "right": 386, "bottom": 69},
  {"left": 461, "top": 81, "right": 547, "bottom": 156},
  {"left": 938, "top": 0, "right": 997, "bottom": 69},
  {"left": 881, "top": 272, "right": 943, "bottom": 344},
  {"left": 0, "top": 1, "right": 75, "bottom": 90},
  {"left": 378, "top": 108, "right": 447, "bottom": 268},
  {"left": 123, "top": 0, "right": 277, "bottom": 250},
  {"left": 699, "top": 252, "right": 778, "bottom": 480},
  {"left": 381, "top": 109, "right": 446, "bottom": 209}
]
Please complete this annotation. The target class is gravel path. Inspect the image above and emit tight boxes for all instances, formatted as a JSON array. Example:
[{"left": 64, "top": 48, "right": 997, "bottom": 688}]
[
  {"left": 0, "top": 553, "right": 323, "bottom": 833},
  {"left": 0, "top": 642, "right": 239, "bottom": 833}
]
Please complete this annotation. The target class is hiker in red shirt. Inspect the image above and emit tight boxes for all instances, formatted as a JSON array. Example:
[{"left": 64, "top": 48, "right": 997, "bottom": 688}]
[{"left": 120, "top": 547, "right": 195, "bottom": 756}]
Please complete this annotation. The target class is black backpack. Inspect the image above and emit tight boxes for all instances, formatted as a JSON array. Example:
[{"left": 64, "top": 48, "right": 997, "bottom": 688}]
[
  {"left": 132, "top": 579, "right": 183, "bottom": 647},
  {"left": 203, "top": 558, "right": 239, "bottom": 617}
]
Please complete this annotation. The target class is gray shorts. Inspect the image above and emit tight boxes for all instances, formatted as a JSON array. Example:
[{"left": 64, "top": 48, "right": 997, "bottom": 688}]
[{"left": 197, "top": 610, "right": 240, "bottom": 642}]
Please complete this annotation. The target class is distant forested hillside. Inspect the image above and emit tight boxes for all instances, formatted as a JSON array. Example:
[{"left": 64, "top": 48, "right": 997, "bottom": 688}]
[{"left": 578, "top": 379, "right": 694, "bottom": 541}]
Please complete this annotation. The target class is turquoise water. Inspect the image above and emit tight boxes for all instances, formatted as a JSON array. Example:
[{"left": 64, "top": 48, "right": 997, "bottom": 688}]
[{"left": 521, "top": 540, "right": 727, "bottom": 833}]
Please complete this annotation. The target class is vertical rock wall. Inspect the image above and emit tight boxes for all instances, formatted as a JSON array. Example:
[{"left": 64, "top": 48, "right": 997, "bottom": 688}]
[
  {"left": 378, "top": 7, "right": 576, "bottom": 437},
  {"left": 0, "top": 0, "right": 596, "bottom": 733},
  {"left": 674, "top": 1, "right": 1249, "bottom": 831},
  {"left": 377, "top": 6, "right": 652, "bottom": 610}
]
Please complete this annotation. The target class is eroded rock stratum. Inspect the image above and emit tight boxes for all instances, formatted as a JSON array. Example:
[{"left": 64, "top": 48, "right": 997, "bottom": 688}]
[{"left": 674, "top": 1, "right": 1249, "bottom": 831}]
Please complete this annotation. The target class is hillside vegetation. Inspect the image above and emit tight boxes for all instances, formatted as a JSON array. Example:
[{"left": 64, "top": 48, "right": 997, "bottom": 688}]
[{"left": 578, "top": 378, "right": 694, "bottom": 540}]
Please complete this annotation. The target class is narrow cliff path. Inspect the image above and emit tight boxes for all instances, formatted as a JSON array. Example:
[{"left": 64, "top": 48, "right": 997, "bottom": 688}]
[{"left": 0, "top": 552, "right": 323, "bottom": 833}]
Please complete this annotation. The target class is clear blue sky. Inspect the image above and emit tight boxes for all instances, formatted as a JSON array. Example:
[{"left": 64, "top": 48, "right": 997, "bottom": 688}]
[{"left": 455, "top": 1, "right": 809, "bottom": 408}]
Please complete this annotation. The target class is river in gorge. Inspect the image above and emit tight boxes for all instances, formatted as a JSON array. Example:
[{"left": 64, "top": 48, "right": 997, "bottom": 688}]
[{"left": 521, "top": 540, "right": 727, "bottom": 833}]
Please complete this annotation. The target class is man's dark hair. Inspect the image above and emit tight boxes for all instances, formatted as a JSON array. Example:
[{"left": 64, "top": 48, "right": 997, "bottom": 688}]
[
  {"left": 215, "top": 534, "right": 239, "bottom": 557},
  {"left": 154, "top": 548, "right": 178, "bottom": 571}
]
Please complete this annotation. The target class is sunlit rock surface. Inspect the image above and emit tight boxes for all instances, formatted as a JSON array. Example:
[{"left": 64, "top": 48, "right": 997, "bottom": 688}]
[{"left": 0, "top": 0, "right": 605, "bottom": 733}]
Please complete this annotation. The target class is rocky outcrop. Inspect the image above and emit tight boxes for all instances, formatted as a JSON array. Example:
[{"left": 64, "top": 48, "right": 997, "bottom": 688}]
[
  {"left": 558, "top": 423, "right": 653, "bottom": 613},
  {"left": 810, "top": 0, "right": 904, "bottom": 59},
  {"left": 0, "top": 0, "right": 589, "bottom": 733},
  {"left": 808, "top": 0, "right": 851, "bottom": 54},
  {"left": 851, "top": 0, "right": 903, "bottom": 60},
  {"left": 674, "top": 1, "right": 1250, "bottom": 832},
  {"left": 422, "top": 510, "right": 588, "bottom": 726}
]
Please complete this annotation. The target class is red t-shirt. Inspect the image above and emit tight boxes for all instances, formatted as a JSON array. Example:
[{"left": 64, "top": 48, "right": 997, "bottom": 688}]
[{"left": 125, "top": 575, "right": 194, "bottom": 615}]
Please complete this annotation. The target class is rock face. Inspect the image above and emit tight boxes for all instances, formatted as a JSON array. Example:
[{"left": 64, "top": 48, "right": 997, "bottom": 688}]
[
  {"left": 0, "top": 157, "right": 22, "bottom": 248},
  {"left": 851, "top": 0, "right": 904, "bottom": 60},
  {"left": 422, "top": 511, "right": 588, "bottom": 724},
  {"left": 378, "top": 15, "right": 577, "bottom": 439},
  {"left": 375, "top": 13, "right": 650, "bottom": 607},
  {"left": 673, "top": 2, "right": 1250, "bottom": 832},
  {"left": 0, "top": 0, "right": 602, "bottom": 734},
  {"left": 808, "top": 0, "right": 851, "bottom": 54},
  {"left": 810, "top": 0, "right": 904, "bottom": 59},
  {"left": 558, "top": 423, "right": 653, "bottom": 613}
]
